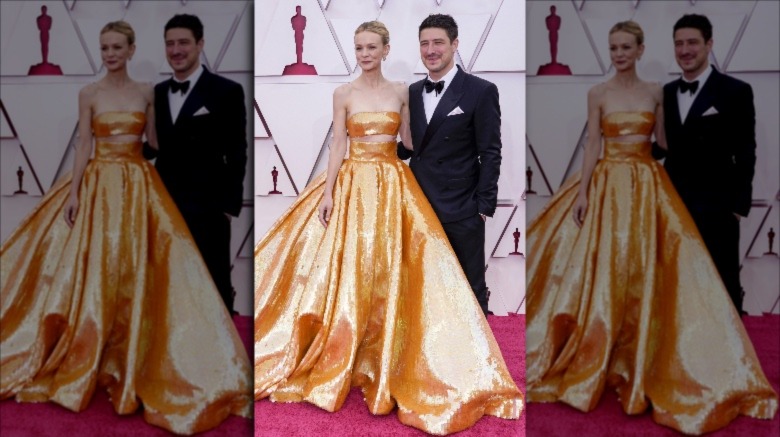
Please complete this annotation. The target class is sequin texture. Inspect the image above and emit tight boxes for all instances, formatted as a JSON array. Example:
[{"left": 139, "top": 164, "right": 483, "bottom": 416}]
[
  {"left": 525, "top": 111, "right": 778, "bottom": 434},
  {"left": 254, "top": 111, "right": 522, "bottom": 435},
  {"left": 0, "top": 111, "right": 252, "bottom": 435}
]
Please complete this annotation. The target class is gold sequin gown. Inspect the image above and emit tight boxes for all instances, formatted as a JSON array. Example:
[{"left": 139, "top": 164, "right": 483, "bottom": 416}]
[
  {"left": 0, "top": 112, "right": 252, "bottom": 435},
  {"left": 255, "top": 111, "right": 522, "bottom": 435},
  {"left": 526, "top": 111, "right": 778, "bottom": 434}
]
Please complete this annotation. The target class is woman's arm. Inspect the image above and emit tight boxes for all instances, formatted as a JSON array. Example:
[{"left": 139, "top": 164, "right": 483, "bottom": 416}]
[
  {"left": 318, "top": 85, "right": 349, "bottom": 227},
  {"left": 143, "top": 82, "right": 159, "bottom": 150},
  {"left": 572, "top": 85, "right": 603, "bottom": 227},
  {"left": 64, "top": 85, "right": 95, "bottom": 227},
  {"left": 653, "top": 83, "right": 668, "bottom": 151},
  {"left": 399, "top": 83, "right": 413, "bottom": 150}
]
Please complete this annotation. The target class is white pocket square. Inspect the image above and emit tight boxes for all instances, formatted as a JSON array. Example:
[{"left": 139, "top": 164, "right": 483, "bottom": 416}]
[
  {"left": 447, "top": 106, "right": 464, "bottom": 116},
  {"left": 193, "top": 106, "right": 210, "bottom": 116},
  {"left": 702, "top": 106, "right": 719, "bottom": 116}
]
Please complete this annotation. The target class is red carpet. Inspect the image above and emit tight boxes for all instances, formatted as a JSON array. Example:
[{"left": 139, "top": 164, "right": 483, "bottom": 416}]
[
  {"left": 255, "top": 314, "right": 526, "bottom": 436},
  {"left": 0, "top": 315, "right": 254, "bottom": 437},
  {"left": 526, "top": 314, "right": 780, "bottom": 436}
]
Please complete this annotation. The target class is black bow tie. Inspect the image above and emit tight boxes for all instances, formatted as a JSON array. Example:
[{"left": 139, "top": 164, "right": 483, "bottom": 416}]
[
  {"left": 679, "top": 80, "right": 699, "bottom": 95},
  {"left": 170, "top": 80, "right": 190, "bottom": 94},
  {"left": 424, "top": 79, "right": 445, "bottom": 96}
]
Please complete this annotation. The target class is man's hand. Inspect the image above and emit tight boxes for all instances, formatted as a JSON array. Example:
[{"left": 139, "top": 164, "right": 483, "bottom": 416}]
[{"left": 480, "top": 213, "right": 487, "bottom": 222}]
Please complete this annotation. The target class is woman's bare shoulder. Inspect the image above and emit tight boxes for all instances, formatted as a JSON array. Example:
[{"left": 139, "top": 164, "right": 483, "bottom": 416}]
[
  {"left": 79, "top": 82, "right": 99, "bottom": 98},
  {"left": 587, "top": 82, "right": 608, "bottom": 101}
]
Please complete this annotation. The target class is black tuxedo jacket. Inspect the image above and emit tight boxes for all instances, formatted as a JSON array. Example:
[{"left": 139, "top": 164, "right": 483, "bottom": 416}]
[
  {"left": 398, "top": 66, "right": 502, "bottom": 223},
  {"left": 658, "top": 67, "right": 755, "bottom": 217},
  {"left": 146, "top": 68, "right": 247, "bottom": 217}
]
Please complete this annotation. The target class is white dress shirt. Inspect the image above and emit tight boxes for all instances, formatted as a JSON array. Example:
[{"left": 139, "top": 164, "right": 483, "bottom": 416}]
[
  {"left": 168, "top": 64, "right": 204, "bottom": 123},
  {"left": 677, "top": 64, "right": 712, "bottom": 123},
  {"left": 422, "top": 65, "right": 459, "bottom": 124}
]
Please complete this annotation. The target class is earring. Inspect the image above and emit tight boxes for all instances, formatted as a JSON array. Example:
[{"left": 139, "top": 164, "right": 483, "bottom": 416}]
[{"left": 383, "top": 56, "right": 387, "bottom": 61}]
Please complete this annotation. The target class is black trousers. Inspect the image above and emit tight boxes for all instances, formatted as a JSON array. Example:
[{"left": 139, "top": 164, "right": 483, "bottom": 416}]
[
  {"left": 441, "top": 214, "right": 490, "bottom": 315},
  {"left": 688, "top": 208, "right": 743, "bottom": 313},
  {"left": 179, "top": 209, "right": 235, "bottom": 313}
]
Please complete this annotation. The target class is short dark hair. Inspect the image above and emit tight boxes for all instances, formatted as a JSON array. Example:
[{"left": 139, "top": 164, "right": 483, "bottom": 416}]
[
  {"left": 419, "top": 14, "right": 458, "bottom": 43},
  {"left": 165, "top": 14, "right": 204, "bottom": 42},
  {"left": 673, "top": 14, "right": 712, "bottom": 42}
]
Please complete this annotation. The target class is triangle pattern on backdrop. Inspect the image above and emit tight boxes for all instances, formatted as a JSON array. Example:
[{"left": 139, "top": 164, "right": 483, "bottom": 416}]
[
  {"left": 2, "top": 84, "right": 81, "bottom": 190},
  {"left": 229, "top": 205, "right": 254, "bottom": 261},
  {"left": 256, "top": 82, "right": 342, "bottom": 191},
  {"left": 472, "top": 0, "right": 523, "bottom": 72},
  {"left": 525, "top": 140, "right": 553, "bottom": 198},
  {"left": 218, "top": 2, "right": 253, "bottom": 72},
  {"left": 255, "top": 137, "right": 298, "bottom": 198},
  {"left": 0, "top": 101, "right": 16, "bottom": 139},
  {"left": 745, "top": 205, "right": 778, "bottom": 259},
  {"left": 728, "top": 0, "right": 780, "bottom": 72},
  {"left": 452, "top": 13, "right": 492, "bottom": 71},
  {"left": 253, "top": 99, "right": 270, "bottom": 138},
  {"left": 525, "top": 82, "right": 590, "bottom": 191},
  {"left": 1, "top": 143, "right": 40, "bottom": 197}
]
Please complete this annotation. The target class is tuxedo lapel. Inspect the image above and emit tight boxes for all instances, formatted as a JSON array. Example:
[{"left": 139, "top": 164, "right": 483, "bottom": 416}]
[
  {"left": 685, "top": 69, "right": 719, "bottom": 124},
  {"left": 156, "top": 82, "right": 174, "bottom": 133},
  {"left": 176, "top": 69, "right": 210, "bottom": 125},
  {"left": 420, "top": 67, "right": 465, "bottom": 152},
  {"left": 666, "top": 80, "right": 683, "bottom": 132},
  {"left": 410, "top": 80, "right": 427, "bottom": 151}
]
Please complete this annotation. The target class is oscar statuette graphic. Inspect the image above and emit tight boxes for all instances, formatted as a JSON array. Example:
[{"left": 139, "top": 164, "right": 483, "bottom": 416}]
[
  {"left": 510, "top": 228, "right": 522, "bottom": 255},
  {"left": 28, "top": 5, "right": 63, "bottom": 76},
  {"left": 268, "top": 166, "right": 282, "bottom": 194},
  {"left": 537, "top": 5, "right": 572, "bottom": 75},
  {"left": 282, "top": 5, "right": 317, "bottom": 75},
  {"left": 526, "top": 166, "right": 536, "bottom": 195},
  {"left": 766, "top": 227, "right": 777, "bottom": 256},
  {"left": 14, "top": 166, "right": 28, "bottom": 195}
]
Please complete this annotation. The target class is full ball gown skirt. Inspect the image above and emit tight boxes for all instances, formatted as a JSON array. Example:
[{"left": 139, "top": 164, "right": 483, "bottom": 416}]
[
  {"left": 255, "top": 112, "right": 522, "bottom": 435},
  {"left": 525, "top": 112, "right": 778, "bottom": 434},
  {"left": 0, "top": 112, "right": 252, "bottom": 435}
]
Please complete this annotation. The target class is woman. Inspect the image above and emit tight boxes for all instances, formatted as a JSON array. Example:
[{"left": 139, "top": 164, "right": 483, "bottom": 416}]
[
  {"left": 0, "top": 21, "right": 251, "bottom": 435},
  {"left": 254, "top": 21, "right": 522, "bottom": 435},
  {"left": 525, "top": 21, "right": 777, "bottom": 434}
]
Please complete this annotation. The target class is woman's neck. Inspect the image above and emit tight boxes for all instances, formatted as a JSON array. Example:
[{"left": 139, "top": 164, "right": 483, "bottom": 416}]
[
  {"left": 358, "top": 68, "right": 386, "bottom": 89},
  {"left": 103, "top": 68, "right": 131, "bottom": 88},
  {"left": 611, "top": 68, "right": 640, "bottom": 89}
]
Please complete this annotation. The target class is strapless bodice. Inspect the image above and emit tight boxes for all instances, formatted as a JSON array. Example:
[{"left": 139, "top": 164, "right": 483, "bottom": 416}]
[
  {"left": 601, "top": 111, "right": 654, "bottom": 138},
  {"left": 600, "top": 111, "right": 655, "bottom": 161},
  {"left": 92, "top": 111, "right": 146, "bottom": 137},
  {"left": 346, "top": 111, "right": 400, "bottom": 137},
  {"left": 91, "top": 112, "right": 146, "bottom": 161}
]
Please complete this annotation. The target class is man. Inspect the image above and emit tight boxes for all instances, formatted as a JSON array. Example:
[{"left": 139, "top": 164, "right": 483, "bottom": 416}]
[
  {"left": 145, "top": 14, "right": 247, "bottom": 314},
  {"left": 657, "top": 14, "right": 756, "bottom": 314},
  {"left": 398, "top": 14, "right": 502, "bottom": 316}
]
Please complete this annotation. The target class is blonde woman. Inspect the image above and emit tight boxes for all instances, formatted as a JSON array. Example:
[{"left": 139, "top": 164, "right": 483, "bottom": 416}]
[
  {"left": 0, "top": 21, "right": 251, "bottom": 435},
  {"left": 525, "top": 20, "right": 777, "bottom": 434},
  {"left": 254, "top": 21, "right": 522, "bottom": 435}
]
